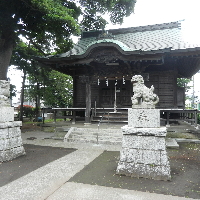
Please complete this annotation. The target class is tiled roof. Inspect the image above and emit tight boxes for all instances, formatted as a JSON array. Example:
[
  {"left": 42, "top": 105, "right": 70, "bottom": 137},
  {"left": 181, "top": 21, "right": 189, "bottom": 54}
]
[{"left": 52, "top": 21, "right": 200, "bottom": 58}]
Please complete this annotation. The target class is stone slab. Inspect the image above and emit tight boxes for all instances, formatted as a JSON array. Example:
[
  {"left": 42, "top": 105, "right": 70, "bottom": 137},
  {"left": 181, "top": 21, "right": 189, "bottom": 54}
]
[
  {"left": 0, "top": 107, "right": 14, "bottom": 122},
  {"left": 0, "top": 121, "right": 22, "bottom": 129},
  {"left": 122, "top": 125, "right": 167, "bottom": 137},
  {"left": 128, "top": 108, "right": 160, "bottom": 128},
  {"left": 119, "top": 148, "right": 169, "bottom": 165},
  {"left": 0, "top": 149, "right": 103, "bottom": 200},
  {"left": 166, "top": 138, "right": 179, "bottom": 149},
  {"left": 47, "top": 182, "right": 194, "bottom": 200},
  {"left": 117, "top": 162, "right": 171, "bottom": 181},
  {"left": 0, "top": 121, "right": 24, "bottom": 161},
  {"left": 122, "top": 135, "right": 166, "bottom": 150},
  {"left": 117, "top": 126, "right": 171, "bottom": 181},
  {"left": 0, "top": 146, "right": 25, "bottom": 162}
]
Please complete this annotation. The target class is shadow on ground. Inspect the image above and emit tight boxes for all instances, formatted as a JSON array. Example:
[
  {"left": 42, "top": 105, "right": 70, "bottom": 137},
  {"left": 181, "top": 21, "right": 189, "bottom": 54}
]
[
  {"left": 69, "top": 143, "right": 200, "bottom": 199},
  {"left": 0, "top": 144, "right": 76, "bottom": 187}
]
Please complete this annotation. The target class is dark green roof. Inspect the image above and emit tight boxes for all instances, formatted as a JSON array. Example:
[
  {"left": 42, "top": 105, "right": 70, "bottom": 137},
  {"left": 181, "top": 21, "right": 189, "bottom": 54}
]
[{"left": 50, "top": 21, "right": 200, "bottom": 59}]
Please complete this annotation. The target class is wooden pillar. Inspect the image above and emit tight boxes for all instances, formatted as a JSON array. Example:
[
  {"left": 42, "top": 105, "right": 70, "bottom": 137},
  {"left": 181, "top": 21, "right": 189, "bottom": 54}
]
[
  {"left": 79, "top": 75, "right": 92, "bottom": 124},
  {"left": 194, "top": 110, "right": 197, "bottom": 127},
  {"left": 85, "top": 82, "right": 91, "bottom": 123}
]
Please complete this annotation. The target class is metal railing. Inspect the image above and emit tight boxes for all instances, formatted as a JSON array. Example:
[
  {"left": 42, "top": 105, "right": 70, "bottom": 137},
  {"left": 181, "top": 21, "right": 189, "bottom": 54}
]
[{"left": 97, "top": 108, "right": 107, "bottom": 144}]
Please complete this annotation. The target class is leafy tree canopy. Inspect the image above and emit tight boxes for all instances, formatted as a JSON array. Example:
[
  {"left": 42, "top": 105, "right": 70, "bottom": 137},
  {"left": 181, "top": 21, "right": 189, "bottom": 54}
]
[
  {"left": 25, "top": 70, "right": 73, "bottom": 108},
  {"left": 0, "top": 0, "right": 136, "bottom": 80}
]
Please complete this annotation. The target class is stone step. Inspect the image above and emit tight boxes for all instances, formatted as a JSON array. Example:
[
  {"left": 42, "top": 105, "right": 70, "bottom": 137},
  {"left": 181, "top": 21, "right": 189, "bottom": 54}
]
[
  {"left": 71, "top": 128, "right": 122, "bottom": 134},
  {"left": 65, "top": 127, "right": 122, "bottom": 145},
  {"left": 64, "top": 127, "right": 181, "bottom": 148},
  {"left": 166, "top": 138, "right": 179, "bottom": 149},
  {"left": 69, "top": 134, "right": 122, "bottom": 141},
  {"left": 67, "top": 138, "right": 122, "bottom": 145}
]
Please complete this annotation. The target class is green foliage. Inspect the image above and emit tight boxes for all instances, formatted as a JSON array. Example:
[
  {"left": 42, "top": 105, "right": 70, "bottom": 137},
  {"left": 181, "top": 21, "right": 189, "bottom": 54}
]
[
  {"left": 79, "top": 0, "right": 136, "bottom": 30},
  {"left": 1, "top": 0, "right": 136, "bottom": 55},
  {"left": 10, "top": 84, "right": 17, "bottom": 100},
  {"left": 17, "top": 105, "right": 35, "bottom": 119},
  {"left": 25, "top": 70, "right": 73, "bottom": 108},
  {"left": 42, "top": 70, "right": 73, "bottom": 107},
  {"left": 3, "top": 0, "right": 136, "bottom": 107},
  {"left": 177, "top": 78, "right": 192, "bottom": 92},
  {"left": 0, "top": 0, "right": 81, "bottom": 54}
]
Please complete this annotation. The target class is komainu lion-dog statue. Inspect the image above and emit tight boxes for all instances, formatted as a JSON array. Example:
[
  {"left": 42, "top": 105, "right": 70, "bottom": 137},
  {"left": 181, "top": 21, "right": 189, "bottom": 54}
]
[
  {"left": 131, "top": 75, "right": 159, "bottom": 108},
  {"left": 0, "top": 80, "right": 10, "bottom": 106}
]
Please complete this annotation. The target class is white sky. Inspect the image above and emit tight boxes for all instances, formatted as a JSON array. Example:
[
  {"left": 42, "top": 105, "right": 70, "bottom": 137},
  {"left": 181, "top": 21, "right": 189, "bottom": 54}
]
[
  {"left": 8, "top": 0, "right": 200, "bottom": 103},
  {"left": 105, "top": 0, "right": 200, "bottom": 44}
]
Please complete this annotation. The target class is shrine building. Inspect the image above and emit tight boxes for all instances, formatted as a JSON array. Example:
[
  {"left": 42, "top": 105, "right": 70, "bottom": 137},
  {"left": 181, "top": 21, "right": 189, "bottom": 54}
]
[{"left": 37, "top": 21, "right": 200, "bottom": 124}]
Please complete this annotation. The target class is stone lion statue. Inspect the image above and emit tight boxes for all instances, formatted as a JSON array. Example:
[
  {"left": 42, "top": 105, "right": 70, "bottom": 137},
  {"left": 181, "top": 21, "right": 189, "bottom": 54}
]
[
  {"left": 131, "top": 75, "right": 159, "bottom": 108},
  {"left": 0, "top": 80, "right": 10, "bottom": 106}
]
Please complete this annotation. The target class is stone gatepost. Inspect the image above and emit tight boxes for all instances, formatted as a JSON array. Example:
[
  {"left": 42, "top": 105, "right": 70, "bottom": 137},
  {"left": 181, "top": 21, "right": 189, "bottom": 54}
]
[
  {"left": 0, "top": 80, "right": 25, "bottom": 162},
  {"left": 116, "top": 75, "right": 171, "bottom": 181}
]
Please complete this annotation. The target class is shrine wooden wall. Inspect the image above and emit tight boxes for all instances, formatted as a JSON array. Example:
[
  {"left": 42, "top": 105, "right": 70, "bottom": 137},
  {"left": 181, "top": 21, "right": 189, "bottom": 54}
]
[
  {"left": 73, "top": 70, "right": 182, "bottom": 109},
  {"left": 146, "top": 70, "right": 178, "bottom": 108}
]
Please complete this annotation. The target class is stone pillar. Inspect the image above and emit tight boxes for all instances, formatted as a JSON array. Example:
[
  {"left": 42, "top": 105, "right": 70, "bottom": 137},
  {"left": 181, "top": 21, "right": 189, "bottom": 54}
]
[
  {"left": 116, "top": 75, "right": 171, "bottom": 181},
  {"left": 116, "top": 109, "right": 171, "bottom": 181},
  {"left": 0, "top": 80, "right": 25, "bottom": 162}
]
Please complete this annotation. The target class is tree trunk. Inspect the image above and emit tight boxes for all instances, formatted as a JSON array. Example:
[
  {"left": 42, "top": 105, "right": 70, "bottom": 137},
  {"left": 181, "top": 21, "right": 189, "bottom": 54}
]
[
  {"left": 0, "top": 34, "right": 14, "bottom": 80},
  {"left": 35, "top": 82, "right": 40, "bottom": 122},
  {"left": 19, "top": 70, "right": 26, "bottom": 122}
]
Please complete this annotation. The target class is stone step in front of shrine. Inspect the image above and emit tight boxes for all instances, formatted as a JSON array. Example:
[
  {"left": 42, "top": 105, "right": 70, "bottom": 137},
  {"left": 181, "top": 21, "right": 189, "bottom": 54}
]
[
  {"left": 64, "top": 127, "right": 122, "bottom": 145},
  {"left": 63, "top": 126, "right": 179, "bottom": 147},
  {"left": 92, "top": 110, "right": 128, "bottom": 124}
]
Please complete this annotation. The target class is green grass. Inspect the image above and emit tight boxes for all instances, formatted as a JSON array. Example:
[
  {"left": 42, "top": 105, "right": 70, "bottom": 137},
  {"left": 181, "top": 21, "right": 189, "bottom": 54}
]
[
  {"left": 23, "top": 118, "right": 70, "bottom": 124},
  {"left": 166, "top": 132, "right": 198, "bottom": 139}
]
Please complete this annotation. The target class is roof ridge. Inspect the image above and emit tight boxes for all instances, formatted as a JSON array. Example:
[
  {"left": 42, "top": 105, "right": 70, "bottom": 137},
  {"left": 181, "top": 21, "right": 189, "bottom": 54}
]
[{"left": 82, "top": 21, "right": 181, "bottom": 38}]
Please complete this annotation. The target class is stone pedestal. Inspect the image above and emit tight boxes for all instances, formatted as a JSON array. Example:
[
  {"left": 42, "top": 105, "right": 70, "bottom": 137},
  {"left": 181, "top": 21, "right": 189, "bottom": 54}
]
[
  {"left": 116, "top": 108, "right": 171, "bottom": 181},
  {"left": 0, "top": 81, "right": 25, "bottom": 162}
]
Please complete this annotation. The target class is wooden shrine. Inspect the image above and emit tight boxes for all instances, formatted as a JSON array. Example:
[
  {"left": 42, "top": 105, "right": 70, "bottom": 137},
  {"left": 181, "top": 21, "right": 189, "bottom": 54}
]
[{"left": 37, "top": 21, "right": 200, "bottom": 123}]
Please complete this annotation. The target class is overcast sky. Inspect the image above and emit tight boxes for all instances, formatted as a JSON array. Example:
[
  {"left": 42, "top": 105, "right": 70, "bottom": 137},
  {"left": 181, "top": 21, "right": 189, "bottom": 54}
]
[{"left": 106, "top": 0, "right": 200, "bottom": 43}]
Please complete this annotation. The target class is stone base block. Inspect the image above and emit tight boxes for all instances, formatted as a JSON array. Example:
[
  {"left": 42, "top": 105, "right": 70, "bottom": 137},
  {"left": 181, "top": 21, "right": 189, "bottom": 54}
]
[
  {"left": 128, "top": 109, "right": 160, "bottom": 128},
  {"left": 122, "top": 125, "right": 167, "bottom": 137},
  {"left": 0, "top": 146, "right": 25, "bottom": 162},
  {"left": 116, "top": 162, "right": 171, "bottom": 181},
  {"left": 0, "top": 107, "right": 14, "bottom": 122},
  {"left": 0, "top": 121, "right": 25, "bottom": 162},
  {"left": 116, "top": 127, "right": 171, "bottom": 181}
]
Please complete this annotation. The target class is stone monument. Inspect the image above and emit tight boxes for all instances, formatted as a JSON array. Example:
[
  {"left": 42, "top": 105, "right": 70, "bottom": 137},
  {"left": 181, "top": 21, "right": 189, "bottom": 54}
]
[
  {"left": 116, "top": 75, "right": 171, "bottom": 181},
  {"left": 0, "top": 80, "right": 25, "bottom": 162}
]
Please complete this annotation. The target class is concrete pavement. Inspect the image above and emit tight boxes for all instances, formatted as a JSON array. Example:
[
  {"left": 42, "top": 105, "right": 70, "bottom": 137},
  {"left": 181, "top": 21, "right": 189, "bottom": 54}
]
[{"left": 0, "top": 122, "right": 199, "bottom": 200}]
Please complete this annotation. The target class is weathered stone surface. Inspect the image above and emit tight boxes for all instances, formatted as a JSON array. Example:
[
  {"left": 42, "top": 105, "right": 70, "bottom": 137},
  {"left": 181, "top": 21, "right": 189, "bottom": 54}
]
[
  {"left": 0, "top": 146, "right": 25, "bottom": 162},
  {"left": 0, "top": 121, "right": 22, "bottom": 129},
  {"left": 0, "top": 128, "right": 9, "bottom": 139},
  {"left": 117, "top": 162, "right": 171, "bottom": 181},
  {"left": 0, "top": 80, "right": 25, "bottom": 162},
  {"left": 119, "top": 148, "right": 169, "bottom": 166},
  {"left": 0, "top": 80, "right": 10, "bottom": 107},
  {"left": 122, "top": 125, "right": 166, "bottom": 137},
  {"left": 121, "top": 135, "right": 166, "bottom": 150},
  {"left": 9, "top": 127, "right": 21, "bottom": 138},
  {"left": 131, "top": 75, "right": 159, "bottom": 109},
  {"left": 117, "top": 125, "right": 171, "bottom": 181},
  {"left": 128, "top": 109, "right": 160, "bottom": 128},
  {"left": 0, "top": 107, "right": 14, "bottom": 122}
]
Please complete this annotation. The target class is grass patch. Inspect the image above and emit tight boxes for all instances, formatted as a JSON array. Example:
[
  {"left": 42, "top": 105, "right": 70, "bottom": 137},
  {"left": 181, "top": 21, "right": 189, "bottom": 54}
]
[{"left": 166, "top": 132, "right": 198, "bottom": 139}]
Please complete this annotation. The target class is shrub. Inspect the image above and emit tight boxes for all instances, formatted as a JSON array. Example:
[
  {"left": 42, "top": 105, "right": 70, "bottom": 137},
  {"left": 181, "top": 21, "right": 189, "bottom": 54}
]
[{"left": 18, "top": 105, "right": 35, "bottom": 119}]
